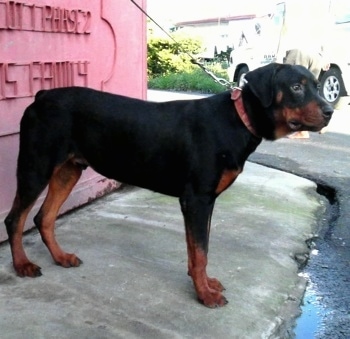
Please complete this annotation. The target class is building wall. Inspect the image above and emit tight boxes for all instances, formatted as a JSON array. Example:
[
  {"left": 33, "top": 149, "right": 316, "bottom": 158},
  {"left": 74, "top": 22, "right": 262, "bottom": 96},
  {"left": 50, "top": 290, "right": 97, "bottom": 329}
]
[{"left": 0, "top": 0, "right": 147, "bottom": 241}]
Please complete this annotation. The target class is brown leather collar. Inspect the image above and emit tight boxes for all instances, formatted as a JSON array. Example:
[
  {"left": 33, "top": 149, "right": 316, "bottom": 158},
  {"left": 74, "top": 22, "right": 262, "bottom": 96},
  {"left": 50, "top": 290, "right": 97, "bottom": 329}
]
[{"left": 231, "top": 88, "right": 260, "bottom": 138}]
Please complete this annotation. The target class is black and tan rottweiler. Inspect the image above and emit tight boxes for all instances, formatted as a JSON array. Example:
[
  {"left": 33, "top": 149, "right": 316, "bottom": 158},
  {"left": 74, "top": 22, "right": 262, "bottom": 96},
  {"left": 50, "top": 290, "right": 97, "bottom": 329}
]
[{"left": 5, "top": 63, "right": 333, "bottom": 307}]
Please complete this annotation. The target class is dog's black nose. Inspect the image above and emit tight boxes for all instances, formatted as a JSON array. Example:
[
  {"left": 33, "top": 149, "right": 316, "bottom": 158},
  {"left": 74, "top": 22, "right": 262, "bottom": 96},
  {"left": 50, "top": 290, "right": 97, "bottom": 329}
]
[{"left": 322, "top": 104, "right": 334, "bottom": 118}]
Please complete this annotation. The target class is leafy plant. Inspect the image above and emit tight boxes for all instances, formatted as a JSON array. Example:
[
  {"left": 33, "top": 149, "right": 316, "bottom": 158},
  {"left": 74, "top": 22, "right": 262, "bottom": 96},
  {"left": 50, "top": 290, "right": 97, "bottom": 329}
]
[
  {"left": 147, "top": 28, "right": 231, "bottom": 93},
  {"left": 147, "top": 32, "right": 202, "bottom": 78}
]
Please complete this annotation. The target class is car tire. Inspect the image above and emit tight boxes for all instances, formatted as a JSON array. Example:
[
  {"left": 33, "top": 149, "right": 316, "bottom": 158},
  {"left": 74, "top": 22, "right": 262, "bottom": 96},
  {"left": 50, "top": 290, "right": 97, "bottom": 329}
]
[
  {"left": 236, "top": 66, "right": 249, "bottom": 87},
  {"left": 319, "top": 67, "right": 344, "bottom": 106}
]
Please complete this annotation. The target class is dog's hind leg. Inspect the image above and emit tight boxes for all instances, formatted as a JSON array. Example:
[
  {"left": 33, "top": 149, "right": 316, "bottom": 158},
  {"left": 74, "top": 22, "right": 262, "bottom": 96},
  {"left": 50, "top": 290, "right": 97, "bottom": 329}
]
[
  {"left": 5, "top": 102, "right": 77, "bottom": 277},
  {"left": 34, "top": 159, "right": 82, "bottom": 269},
  {"left": 5, "top": 166, "right": 51, "bottom": 277}
]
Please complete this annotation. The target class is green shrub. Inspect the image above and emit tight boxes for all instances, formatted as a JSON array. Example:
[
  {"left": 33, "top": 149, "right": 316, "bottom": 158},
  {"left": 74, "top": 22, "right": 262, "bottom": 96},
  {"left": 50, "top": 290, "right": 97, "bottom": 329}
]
[
  {"left": 147, "top": 29, "right": 231, "bottom": 93},
  {"left": 147, "top": 33, "right": 202, "bottom": 78}
]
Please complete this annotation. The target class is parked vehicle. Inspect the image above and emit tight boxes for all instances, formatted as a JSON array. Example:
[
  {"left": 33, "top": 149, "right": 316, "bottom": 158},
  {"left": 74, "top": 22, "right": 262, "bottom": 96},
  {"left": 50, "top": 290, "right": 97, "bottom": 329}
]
[
  {"left": 319, "top": 19, "right": 350, "bottom": 105},
  {"left": 227, "top": 1, "right": 350, "bottom": 106}
]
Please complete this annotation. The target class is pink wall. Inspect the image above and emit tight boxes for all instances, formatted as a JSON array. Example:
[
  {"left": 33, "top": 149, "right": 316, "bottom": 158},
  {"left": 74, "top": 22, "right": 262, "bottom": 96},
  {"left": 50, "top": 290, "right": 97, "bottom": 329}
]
[{"left": 0, "top": 0, "right": 147, "bottom": 241}]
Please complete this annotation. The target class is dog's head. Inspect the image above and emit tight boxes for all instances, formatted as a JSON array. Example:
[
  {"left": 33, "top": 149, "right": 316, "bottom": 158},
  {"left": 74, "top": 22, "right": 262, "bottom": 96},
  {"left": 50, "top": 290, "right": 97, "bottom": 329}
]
[{"left": 244, "top": 63, "right": 333, "bottom": 139}]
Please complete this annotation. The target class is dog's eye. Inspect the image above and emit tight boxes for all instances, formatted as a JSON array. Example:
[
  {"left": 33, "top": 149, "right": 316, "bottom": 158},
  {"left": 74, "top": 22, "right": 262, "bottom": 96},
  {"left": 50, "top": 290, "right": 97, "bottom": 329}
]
[{"left": 291, "top": 84, "right": 302, "bottom": 92}]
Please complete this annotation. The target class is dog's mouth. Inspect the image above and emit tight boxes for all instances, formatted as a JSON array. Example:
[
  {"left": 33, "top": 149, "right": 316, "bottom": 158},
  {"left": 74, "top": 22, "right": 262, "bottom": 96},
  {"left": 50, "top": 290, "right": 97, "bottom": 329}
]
[
  {"left": 288, "top": 120, "right": 302, "bottom": 131},
  {"left": 288, "top": 120, "right": 328, "bottom": 132}
]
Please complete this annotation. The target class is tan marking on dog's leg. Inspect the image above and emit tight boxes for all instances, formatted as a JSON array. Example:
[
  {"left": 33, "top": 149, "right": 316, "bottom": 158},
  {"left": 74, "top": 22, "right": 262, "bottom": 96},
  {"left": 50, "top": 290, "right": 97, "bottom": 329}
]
[
  {"left": 186, "top": 233, "right": 227, "bottom": 307},
  {"left": 35, "top": 161, "right": 82, "bottom": 268},
  {"left": 7, "top": 197, "right": 42, "bottom": 277}
]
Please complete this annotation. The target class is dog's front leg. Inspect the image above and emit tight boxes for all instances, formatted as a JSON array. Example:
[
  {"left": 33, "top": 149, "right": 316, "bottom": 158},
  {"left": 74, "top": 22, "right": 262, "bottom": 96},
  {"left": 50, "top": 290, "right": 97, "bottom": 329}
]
[{"left": 180, "top": 193, "right": 228, "bottom": 308}]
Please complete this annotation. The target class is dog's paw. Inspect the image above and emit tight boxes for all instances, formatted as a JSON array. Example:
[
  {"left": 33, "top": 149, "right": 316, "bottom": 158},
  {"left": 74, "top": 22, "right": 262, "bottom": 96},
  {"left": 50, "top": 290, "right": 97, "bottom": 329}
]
[
  {"left": 198, "top": 291, "right": 228, "bottom": 308},
  {"left": 15, "top": 261, "right": 42, "bottom": 278},
  {"left": 207, "top": 277, "right": 225, "bottom": 292},
  {"left": 55, "top": 253, "right": 83, "bottom": 268}
]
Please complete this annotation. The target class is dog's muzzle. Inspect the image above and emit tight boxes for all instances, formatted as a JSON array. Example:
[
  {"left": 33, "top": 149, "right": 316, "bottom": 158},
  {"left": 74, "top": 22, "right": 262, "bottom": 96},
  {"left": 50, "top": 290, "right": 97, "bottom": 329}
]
[{"left": 322, "top": 104, "right": 334, "bottom": 120}]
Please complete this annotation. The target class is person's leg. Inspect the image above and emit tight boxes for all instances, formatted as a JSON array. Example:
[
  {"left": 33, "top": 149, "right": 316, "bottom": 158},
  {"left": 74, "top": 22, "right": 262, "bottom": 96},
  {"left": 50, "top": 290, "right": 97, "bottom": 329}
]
[{"left": 308, "top": 53, "right": 323, "bottom": 78}]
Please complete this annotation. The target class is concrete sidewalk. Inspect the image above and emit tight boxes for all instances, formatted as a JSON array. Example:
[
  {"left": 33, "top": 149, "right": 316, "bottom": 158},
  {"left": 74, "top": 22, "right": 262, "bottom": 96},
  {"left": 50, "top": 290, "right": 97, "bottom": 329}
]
[{"left": 0, "top": 162, "right": 326, "bottom": 339}]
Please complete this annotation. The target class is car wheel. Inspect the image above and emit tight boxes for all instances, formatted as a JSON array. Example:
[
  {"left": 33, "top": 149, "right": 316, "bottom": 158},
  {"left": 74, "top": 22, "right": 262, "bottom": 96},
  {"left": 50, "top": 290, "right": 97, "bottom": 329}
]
[
  {"left": 319, "top": 68, "right": 343, "bottom": 106},
  {"left": 236, "top": 66, "right": 249, "bottom": 87}
]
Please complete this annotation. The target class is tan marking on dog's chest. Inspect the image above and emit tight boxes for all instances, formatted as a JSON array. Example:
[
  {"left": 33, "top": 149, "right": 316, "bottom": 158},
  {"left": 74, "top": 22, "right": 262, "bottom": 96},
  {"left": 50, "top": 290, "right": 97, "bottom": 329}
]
[{"left": 215, "top": 169, "right": 242, "bottom": 195}]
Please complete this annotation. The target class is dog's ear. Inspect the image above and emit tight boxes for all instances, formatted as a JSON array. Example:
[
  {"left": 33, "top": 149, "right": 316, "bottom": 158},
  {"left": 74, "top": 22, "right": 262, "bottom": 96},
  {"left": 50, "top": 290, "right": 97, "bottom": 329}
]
[{"left": 244, "top": 63, "right": 281, "bottom": 108}]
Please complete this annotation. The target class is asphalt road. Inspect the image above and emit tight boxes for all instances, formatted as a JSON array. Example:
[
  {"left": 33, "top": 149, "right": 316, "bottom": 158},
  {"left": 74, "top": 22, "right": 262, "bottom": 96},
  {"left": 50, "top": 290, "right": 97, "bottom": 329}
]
[{"left": 249, "top": 100, "right": 350, "bottom": 338}]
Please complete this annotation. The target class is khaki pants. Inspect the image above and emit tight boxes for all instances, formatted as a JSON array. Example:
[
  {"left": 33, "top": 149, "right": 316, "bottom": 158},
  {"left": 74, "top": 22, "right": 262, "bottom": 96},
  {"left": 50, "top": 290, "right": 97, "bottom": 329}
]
[{"left": 283, "top": 49, "right": 323, "bottom": 78}]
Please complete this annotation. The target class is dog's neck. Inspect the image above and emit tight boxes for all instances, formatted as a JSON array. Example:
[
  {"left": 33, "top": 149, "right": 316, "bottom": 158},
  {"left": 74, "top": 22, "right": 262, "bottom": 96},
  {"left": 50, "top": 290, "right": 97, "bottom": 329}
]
[{"left": 231, "top": 88, "right": 260, "bottom": 138}]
